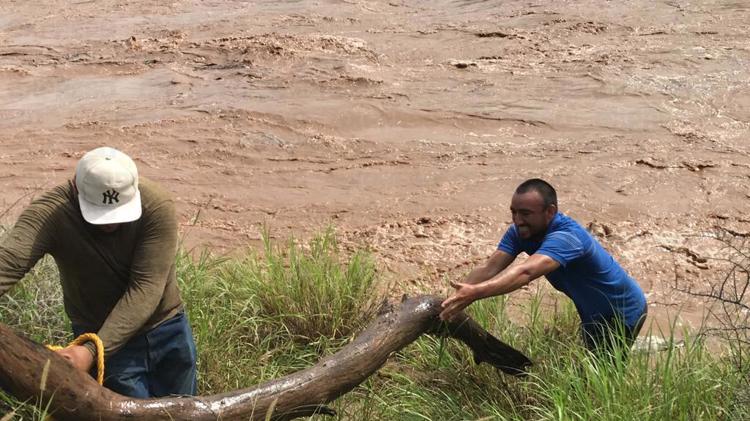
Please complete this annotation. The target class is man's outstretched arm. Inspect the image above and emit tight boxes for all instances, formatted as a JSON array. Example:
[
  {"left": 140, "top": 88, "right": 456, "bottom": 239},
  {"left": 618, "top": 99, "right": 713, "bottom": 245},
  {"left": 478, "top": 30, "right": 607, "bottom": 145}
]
[
  {"left": 440, "top": 253, "right": 559, "bottom": 320},
  {"left": 461, "top": 249, "right": 516, "bottom": 285}
]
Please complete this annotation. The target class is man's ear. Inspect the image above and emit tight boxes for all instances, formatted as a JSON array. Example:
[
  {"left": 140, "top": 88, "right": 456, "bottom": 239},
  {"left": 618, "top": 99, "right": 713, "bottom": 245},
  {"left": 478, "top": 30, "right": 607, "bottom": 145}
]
[{"left": 545, "top": 204, "right": 557, "bottom": 221}]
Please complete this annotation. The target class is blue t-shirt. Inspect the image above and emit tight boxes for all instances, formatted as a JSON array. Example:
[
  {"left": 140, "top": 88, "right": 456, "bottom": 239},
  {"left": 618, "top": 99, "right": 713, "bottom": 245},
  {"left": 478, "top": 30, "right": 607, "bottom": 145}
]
[{"left": 498, "top": 212, "right": 646, "bottom": 328}]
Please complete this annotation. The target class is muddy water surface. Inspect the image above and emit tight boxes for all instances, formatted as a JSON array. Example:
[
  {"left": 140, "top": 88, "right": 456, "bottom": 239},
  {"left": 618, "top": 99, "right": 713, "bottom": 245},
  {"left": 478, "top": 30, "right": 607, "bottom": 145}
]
[{"left": 1, "top": 0, "right": 750, "bottom": 340}]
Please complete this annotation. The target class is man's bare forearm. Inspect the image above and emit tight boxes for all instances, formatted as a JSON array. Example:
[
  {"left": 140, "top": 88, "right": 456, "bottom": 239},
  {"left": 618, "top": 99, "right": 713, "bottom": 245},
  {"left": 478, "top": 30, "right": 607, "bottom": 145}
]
[
  {"left": 463, "top": 265, "right": 496, "bottom": 285},
  {"left": 475, "top": 254, "right": 560, "bottom": 300},
  {"left": 475, "top": 265, "right": 534, "bottom": 299}
]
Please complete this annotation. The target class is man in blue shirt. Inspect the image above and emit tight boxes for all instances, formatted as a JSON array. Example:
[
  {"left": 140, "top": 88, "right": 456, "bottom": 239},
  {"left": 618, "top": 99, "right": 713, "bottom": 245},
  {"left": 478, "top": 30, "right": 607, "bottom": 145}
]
[{"left": 440, "top": 178, "right": 647, "bottom": 354}]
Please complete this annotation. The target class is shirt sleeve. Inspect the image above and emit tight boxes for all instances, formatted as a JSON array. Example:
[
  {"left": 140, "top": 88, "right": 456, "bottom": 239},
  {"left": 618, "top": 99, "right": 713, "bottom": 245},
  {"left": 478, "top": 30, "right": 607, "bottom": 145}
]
[
  {"left": 535, "top": 231, "right": 585, "bottom": 268},
  {"left": 95, "top": 198, "right": 178, "bottom": 354},
  {"left": 497, "top": 225, "right": 520, "bottom": 256},
  {"left": 0, "top": 202, "right": 57, "bottom": 297}
]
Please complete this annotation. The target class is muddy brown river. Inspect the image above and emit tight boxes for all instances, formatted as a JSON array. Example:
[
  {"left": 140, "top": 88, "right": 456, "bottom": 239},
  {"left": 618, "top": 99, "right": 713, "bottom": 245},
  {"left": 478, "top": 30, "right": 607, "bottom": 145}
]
[{"left": 1, "top": 0, "right": 749, "bottom": 341}]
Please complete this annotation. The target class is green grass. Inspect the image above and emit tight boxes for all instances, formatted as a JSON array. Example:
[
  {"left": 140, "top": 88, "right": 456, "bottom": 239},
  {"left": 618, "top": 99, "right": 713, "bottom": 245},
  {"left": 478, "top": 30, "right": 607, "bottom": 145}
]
[{"left": 0, "top": 230, "right": 747, "bottom": 420}]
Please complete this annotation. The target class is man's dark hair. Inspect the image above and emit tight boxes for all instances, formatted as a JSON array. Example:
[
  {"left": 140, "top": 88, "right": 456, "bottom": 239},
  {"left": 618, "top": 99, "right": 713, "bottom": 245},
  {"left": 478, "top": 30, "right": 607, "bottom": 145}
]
[{"left": 515, "top": 178, "right": 558, "bottom": 208}]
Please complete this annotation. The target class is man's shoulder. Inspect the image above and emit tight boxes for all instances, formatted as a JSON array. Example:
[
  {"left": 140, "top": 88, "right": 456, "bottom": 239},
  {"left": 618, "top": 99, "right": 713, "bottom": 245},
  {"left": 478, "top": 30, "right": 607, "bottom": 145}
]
[
  {"left": 550, "top": 213, "right": 588, "bottom": 234},
  {"left": 137, "top": 178, "right": 176, "bottom": 226},
  {"left": 11, "top": 182, "right": 77, "bottom": 230},
  {"left": 28, "top": 182, "right": 76, "bottom": 213},
  {"left": 544, "top": 213, "right": 592, "bottom": 245},
  {"left": 138, "top": 178, "right": 173, "bottom": 204}
]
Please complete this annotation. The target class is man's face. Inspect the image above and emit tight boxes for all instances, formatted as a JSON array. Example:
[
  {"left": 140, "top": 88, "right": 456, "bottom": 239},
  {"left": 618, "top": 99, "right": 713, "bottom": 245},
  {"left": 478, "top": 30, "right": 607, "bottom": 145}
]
[
  {"left": 510, "top": 190, "right": 556, "bottom": 240},
  {"left": 96, "top": 223, "right": 121, "bottom": 233}
]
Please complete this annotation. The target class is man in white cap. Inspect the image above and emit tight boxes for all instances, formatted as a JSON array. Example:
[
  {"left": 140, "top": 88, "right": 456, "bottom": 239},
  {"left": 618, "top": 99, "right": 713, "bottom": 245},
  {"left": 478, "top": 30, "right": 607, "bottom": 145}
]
[{"left": 0, "top": 146, "right": 197, "bottom": 398}]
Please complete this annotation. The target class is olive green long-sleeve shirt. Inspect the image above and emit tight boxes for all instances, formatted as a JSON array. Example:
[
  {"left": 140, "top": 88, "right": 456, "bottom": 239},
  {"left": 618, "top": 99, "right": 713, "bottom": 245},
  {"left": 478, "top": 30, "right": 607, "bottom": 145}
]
[{"left": 0, "top": 178, "right": 183, "bottom": 355}]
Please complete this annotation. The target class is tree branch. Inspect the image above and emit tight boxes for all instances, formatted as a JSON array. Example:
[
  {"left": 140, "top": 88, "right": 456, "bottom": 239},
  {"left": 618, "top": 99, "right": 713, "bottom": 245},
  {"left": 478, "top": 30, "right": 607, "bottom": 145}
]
[{"left": 0, "top": 295, "right": 531, "bottom": 421}]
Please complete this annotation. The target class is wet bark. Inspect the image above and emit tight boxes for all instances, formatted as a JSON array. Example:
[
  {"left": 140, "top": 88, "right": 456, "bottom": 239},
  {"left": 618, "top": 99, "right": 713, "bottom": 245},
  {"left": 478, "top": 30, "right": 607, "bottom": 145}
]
[{"left": 0, "top": 295, "right": 531, "bottom": 420}]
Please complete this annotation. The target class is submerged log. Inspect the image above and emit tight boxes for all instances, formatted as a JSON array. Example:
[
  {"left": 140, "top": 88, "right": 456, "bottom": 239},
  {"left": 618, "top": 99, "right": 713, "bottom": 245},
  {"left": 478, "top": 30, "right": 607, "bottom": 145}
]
[{"left": 0, "top": 295, "right": 531, "bottom": 420}]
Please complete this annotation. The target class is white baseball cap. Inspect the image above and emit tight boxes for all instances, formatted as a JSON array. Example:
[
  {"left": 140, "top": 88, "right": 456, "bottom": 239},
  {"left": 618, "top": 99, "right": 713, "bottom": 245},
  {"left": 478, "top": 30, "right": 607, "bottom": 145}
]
[{"left": 75, "top": 147, "right": 142, "bottom": 225}]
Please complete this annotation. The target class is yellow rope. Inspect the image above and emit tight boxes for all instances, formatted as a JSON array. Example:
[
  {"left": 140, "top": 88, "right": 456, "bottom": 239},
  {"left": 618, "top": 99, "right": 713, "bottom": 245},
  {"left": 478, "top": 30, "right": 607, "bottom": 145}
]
[{"left": 46, "top": 333, "right": 105, "bottom": 385}]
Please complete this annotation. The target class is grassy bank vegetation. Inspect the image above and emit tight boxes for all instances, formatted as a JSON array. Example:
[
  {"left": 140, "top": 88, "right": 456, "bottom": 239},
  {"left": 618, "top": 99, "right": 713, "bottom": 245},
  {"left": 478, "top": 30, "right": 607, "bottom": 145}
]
[{"left": 0, "top": 231, "right": 747, "bottom": 420}]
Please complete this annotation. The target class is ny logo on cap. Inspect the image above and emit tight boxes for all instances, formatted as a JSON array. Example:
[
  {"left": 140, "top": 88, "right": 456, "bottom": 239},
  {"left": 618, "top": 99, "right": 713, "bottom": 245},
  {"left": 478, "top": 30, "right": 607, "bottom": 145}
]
[{"left": 102, "top": 189, "right": 120, "bottom": 205}]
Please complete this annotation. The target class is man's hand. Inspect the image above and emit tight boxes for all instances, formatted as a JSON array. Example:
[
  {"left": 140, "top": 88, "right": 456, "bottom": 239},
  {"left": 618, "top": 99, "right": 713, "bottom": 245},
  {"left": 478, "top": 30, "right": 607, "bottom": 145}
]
[
  {"left": 440, "top": 280, "right": 480, "bottom": 321},
  {"left": 56, "top": 345, "right": 94, "bottom": 372}
]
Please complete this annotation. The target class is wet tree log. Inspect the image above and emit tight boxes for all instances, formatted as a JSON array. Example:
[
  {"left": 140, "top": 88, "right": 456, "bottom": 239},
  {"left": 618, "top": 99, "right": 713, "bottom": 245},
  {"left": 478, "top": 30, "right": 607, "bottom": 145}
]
[{"left": 0, "top": 295, "right": 531, "bottom": 420}]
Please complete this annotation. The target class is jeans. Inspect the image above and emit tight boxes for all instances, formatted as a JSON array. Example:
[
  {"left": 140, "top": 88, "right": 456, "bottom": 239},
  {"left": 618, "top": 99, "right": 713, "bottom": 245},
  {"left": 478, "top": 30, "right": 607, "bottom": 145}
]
[
  {"left": 74, "top": 312, "right": 197, "bottom": 398},
  {"left": 581, "top": 305, "right": 648, "bottom": 357}
]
